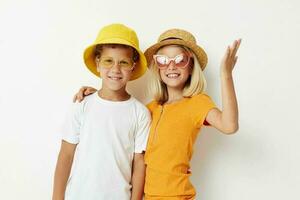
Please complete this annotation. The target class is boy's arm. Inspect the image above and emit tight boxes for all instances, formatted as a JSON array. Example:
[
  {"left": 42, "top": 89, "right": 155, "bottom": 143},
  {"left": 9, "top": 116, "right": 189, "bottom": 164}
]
[
  {"left": 52, "top": 140, "right": 77, "bottom": 200},
  {"left": 130, "top": 153, "right": 146, "bottom": 200}
]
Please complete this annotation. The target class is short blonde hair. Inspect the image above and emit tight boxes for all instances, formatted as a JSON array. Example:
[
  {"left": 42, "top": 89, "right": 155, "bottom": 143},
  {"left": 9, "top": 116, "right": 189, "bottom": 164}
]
[{"left": 148, "top": 45, "right": 207, "bottom": 104}]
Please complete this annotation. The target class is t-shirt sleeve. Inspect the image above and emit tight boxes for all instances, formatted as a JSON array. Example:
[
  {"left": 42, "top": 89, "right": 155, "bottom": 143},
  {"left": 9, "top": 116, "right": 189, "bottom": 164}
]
[
  {"left": 134, "top": 107, "right": 151, "bottom": 153},
  {"left": 61, "top": 102, "right": 84, "bottom": 144},
  {"left": 193, "top": 94, "right": 217, "bottom": 128}
]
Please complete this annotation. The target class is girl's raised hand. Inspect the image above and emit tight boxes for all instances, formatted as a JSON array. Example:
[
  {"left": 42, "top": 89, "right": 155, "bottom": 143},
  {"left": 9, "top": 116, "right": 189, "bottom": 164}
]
[
  {"left": 221, "top": 39, "right": 242, "bottom": 77},
  {"left": 73, "top": 86, "right": 97, "bottom": 103}
]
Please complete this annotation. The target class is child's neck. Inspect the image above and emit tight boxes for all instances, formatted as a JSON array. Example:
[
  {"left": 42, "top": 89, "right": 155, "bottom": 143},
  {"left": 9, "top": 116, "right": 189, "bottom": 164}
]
[
  {"left": 166, "top": 87, "right": 184, "bottom": 104},
  {"left": 98, "top": 88, "right": 130, "bottom": 102}
]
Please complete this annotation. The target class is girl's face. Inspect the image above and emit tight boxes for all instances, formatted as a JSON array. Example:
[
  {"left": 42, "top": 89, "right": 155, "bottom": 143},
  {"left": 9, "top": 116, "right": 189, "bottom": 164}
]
[{"left": 155, "top": 45, "right": 192, "bottom": 91}]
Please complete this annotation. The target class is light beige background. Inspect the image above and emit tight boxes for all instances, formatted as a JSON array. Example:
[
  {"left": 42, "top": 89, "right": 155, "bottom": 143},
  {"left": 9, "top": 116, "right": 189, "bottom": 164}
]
[{"left": 0, "top": 0, "right": 299, "bottom": 199}]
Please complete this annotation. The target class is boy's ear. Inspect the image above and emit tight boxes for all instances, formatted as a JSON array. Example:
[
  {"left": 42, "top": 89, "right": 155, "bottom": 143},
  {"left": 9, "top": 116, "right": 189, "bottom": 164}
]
[
  {"left": 95, "top": 55, "right": 100, "bottom": 63},
  {"left": 95, "top": 56, "right": 100, "bottom": 72},
  {"left": 132, "top": 63, "right": 136, "bottom": 71}
]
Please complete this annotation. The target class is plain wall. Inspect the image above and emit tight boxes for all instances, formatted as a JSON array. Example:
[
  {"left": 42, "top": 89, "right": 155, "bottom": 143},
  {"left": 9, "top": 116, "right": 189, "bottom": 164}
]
[{"left": 0, "top": 0, "right": 299, "bottom": 199}]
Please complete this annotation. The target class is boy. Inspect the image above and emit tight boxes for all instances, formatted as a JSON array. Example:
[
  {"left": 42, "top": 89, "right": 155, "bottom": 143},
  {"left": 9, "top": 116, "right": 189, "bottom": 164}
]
[{"left": 52, "top": 24, "right": 150, "bottom": 200}]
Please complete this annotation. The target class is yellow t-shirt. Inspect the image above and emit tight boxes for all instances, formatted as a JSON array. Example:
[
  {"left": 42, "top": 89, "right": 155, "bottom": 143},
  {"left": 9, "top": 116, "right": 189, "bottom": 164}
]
[{"left": 144, "top": 93, "right": 216, "bottom": 197}]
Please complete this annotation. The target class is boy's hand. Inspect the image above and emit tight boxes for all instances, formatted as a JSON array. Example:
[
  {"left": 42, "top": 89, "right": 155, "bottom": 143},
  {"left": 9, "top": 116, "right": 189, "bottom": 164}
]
[
  {"left": 220, "top": 39, "right": 242, "bottom": 78},
  {"left": 73, "top": 86, "right": 97, "bottom": 103}
]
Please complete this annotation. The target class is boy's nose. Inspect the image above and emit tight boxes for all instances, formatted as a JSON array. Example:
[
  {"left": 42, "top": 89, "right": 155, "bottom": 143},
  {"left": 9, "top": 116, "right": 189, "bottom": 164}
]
[{"left": 110, "top": 62, "right": 121, "bottom": 72}]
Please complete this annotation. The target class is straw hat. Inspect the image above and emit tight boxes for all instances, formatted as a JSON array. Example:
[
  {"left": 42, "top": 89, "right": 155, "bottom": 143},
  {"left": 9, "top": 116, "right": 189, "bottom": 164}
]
[
  {"left": 144, "top": 29, "right": 208, "bottom": 70},
  {"left": 83, "top": 23, "right": 147, "bottom": 80}
]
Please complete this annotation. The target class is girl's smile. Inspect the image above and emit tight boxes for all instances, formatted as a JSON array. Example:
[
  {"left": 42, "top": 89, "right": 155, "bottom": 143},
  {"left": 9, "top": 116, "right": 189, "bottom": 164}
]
[{"left": 165, "top": 72, "right": 180, "bottom": 78}]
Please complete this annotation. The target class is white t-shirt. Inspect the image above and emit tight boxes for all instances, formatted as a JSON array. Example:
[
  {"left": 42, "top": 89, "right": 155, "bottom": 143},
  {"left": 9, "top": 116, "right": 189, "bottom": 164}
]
[{"left": 61, "top": 92, "right": 151, "bottom": 200}]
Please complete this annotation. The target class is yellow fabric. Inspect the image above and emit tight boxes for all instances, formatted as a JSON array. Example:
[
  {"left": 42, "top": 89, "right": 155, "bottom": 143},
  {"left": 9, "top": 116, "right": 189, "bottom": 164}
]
[
  {"left": 144, "top": 93, "right": 216, "bottom": 197},
  {"left": 145, "top": 194, "right": 195, "bottom": 200},
  {"left": 83, "top": 23, "right": 147, "bottom": 80}
]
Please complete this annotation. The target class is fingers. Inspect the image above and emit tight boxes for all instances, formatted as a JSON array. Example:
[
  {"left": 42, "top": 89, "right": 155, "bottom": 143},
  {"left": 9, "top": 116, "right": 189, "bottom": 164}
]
[
  {"left": 72, "top": 86, "right": 88, "bottom": 103},
  {"left": 78, "top": 87, "right": 86, "bottom": 101},
  {"left": 230, "top": 39, "right": 242, "bottom": 58},
  {"left": 226, "top": 46, "right": 231, "bottom": 57},
  {"left": 223, "top": 46, "right": 230, "bottom": 61},
  {"left": 85, "top": 87, "right": 97, "bottom": 95},
  {"left": 233, "top": 56, "right": 238, "bottom": 67},
  {"left": 73, "top": 93, "right": 83, "bottom": 103},
  {"left": 73, "top": 94, "right": 77, "bottom": 103}
]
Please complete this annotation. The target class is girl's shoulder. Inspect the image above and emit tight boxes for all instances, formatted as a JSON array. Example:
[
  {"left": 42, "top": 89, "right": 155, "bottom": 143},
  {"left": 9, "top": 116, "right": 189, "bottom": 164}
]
[
  {"left": 191, "top": 92, "right": 212, "bottom": 101},
  {"left": 189, "top": 92, "right": 215, "bottom": 107},
  {"left": 146, "top": 100, "right": 160, "bottom": 112}
]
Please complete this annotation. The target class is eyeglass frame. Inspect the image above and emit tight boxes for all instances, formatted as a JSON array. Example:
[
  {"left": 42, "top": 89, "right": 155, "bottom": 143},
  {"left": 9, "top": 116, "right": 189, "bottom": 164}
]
[
  {"left": 153, "top": 53, "right": 192, "bottom": 69},
  {"left": 96, "top": 56, "right": 136, "bottom": 71}
]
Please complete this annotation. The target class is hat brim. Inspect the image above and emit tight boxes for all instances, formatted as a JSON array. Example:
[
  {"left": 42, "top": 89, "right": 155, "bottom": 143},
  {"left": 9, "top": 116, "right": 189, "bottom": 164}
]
[
  {"left": 144, "top": 39, "right": 208, "bottom": 70},
  {"left": 83, "top": 38, "right": 147, "bottom": 80}
]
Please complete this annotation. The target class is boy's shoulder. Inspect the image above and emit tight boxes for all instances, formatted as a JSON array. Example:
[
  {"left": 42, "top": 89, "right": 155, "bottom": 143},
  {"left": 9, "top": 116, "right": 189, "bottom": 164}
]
[
  {"left": 75, "top": 93, "right": 95, "bottom": 106},
  {"left": 131, "top": 97, "right": 150, "bottom": 113},
  {"left": 71, "top": 93, "right": 96, "bottom": 113}
]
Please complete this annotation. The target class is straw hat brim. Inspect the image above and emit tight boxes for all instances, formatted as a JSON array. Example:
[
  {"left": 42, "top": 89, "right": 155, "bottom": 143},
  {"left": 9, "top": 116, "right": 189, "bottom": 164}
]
[
  {"left": 144, "top": 39, "right": 208, "bottom": 70},
  {"left": 83, "top": 38, "right": 147, "bottom": 81}
]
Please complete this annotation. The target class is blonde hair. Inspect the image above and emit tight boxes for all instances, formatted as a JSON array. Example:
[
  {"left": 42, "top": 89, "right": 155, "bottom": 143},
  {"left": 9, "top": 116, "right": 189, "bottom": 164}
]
[{"left": 148, "top": 45, "right": 207, "bottom": 104}]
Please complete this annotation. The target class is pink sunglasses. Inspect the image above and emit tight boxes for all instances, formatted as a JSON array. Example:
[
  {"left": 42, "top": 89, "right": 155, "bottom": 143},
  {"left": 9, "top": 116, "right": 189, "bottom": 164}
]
[{"left": 153, "top": 54, "right": 191, "bottom": 69}]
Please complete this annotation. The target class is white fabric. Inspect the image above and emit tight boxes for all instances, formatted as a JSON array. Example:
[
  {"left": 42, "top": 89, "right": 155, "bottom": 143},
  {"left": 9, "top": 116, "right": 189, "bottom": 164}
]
[{"left": 61, "top": 92, "right": 151, "bottom": 200}]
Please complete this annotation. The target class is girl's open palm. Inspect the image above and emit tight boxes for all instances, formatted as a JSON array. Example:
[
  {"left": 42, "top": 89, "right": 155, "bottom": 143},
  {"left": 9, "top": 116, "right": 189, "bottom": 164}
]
[{"left": 221, "top": 39, "right": 241, "bottom": 76}]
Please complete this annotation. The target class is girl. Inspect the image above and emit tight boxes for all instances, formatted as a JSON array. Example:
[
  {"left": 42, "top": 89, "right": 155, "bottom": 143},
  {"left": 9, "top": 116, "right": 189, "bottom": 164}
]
[{"left": 74, "top": 28, "right": 241, "bottom": 199}]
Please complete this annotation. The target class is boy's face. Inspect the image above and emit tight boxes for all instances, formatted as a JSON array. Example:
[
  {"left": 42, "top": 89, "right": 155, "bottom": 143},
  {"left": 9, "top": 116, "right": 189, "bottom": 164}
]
[{"left": 96, "top": 46, "right": 135, "bottom": 92}]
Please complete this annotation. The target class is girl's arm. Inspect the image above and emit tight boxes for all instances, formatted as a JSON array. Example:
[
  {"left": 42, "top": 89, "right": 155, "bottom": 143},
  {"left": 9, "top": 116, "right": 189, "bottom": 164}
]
[
  {"left": 205, "top": 39, "right": 241, "bottom": 134},
  {"left": 52, "top": 141, "right": 77, "bottom": 200},
  {"left": 73, "top": 86, "right": 97, "bottom": 103},
  {"left": 130, "top": 153, "right": 146, "bottom": 200}
]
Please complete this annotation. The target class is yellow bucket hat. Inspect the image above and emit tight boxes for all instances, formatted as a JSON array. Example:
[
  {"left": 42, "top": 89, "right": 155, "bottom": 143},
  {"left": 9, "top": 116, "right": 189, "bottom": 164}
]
[{"left": 83, "top": 23, "right": 147, "bottom": 80}]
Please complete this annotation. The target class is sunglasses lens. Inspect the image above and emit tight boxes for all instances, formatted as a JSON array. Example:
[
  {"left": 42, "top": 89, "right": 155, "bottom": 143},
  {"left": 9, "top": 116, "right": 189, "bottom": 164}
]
[
  {"left": 100, "top": 57, "right": 114, "bottom": 68},
  {"left": 155, "top": 56, "right": 169, "bottom": 68},
  {"left": 119, "top": 59, "right": 134, "bottom": 69},
  {"left": 174, "top": 54, "right": 189, "bottom": 68},
  {"left": 99, "top": 57, "right": 134, "bottom": 70},
  {"left": 155, "top": 54, "right": 190, "bottom": 69}
]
